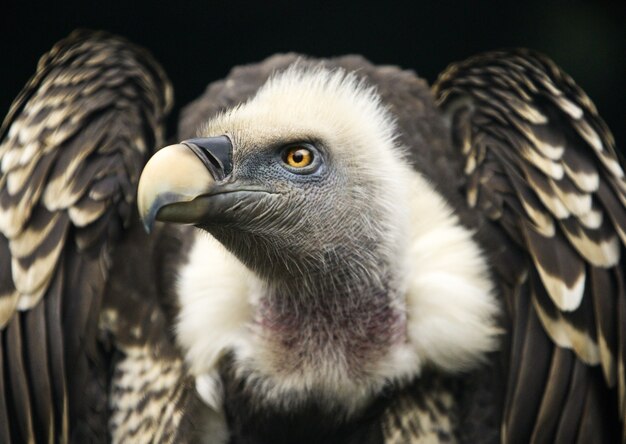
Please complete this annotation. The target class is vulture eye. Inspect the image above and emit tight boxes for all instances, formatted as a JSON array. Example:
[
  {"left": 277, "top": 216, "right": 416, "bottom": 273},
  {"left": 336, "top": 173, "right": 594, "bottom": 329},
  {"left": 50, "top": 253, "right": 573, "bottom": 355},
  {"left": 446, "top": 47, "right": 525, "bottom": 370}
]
[{"left": 282, "top": 146, "right": 313, "bottom": 169}]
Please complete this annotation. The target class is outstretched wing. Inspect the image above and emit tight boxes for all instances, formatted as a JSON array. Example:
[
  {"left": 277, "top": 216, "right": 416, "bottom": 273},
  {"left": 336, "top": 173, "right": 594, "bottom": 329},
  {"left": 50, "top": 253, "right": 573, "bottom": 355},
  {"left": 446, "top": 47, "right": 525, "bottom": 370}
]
[
  {"left": 433, "top": 50, "right": 625, "bottom": 443},
  {"left": 0, "top": 30, "right": 172, "bottom": 442}
]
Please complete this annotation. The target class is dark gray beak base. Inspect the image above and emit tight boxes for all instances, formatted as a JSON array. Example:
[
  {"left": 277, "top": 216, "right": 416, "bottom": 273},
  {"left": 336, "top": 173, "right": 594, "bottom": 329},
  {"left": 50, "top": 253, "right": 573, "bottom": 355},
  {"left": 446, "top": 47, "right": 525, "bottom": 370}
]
[{"left": 182, "top": 136, "right": 233, "bottom": 181}]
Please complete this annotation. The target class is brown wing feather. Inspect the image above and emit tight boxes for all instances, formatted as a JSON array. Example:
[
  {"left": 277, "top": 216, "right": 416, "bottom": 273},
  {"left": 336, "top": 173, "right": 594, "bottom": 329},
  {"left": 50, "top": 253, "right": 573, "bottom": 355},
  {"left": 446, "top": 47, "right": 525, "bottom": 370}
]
[
  {"left": 5, "top": 314, "right": 35, "bottom": 442},
  {"left": 0, "top": 331, "right": 10, "bottom": 444},
  {"left": 434, "top": 49, "right": 625, "bottom": 442},
  {"left": 0, "top": 30, "right": 171, "bottom": 442},
  {"left": 23, "top": 300, "right": 54, "bottom": 440}
]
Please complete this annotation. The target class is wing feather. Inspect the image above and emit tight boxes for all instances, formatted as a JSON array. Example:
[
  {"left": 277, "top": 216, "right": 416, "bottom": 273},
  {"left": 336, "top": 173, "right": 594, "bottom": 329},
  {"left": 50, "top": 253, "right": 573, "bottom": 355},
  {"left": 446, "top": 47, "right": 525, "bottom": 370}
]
[
  {"left": 44, "top": 262, "right": 68, "bottom": 442},
  {"left": 523, "top": 221, "right": 586, "bottom": 311},
  {"left": 23, "top": 300, "right": 54, "bottom": 440},
  {"left": 553, "top": 360, "right": 588, "bottom": 443},
  {"left": 0, "top": 236, "right": 19, "bottom": 329},
  {"left": 590, "top": 266, "right": 617, "bottom": 383},
  {"left": 0, "top": 333, "right": 11, "bottom": 444},
  {"left": 0, "top": 30, "right": 171, "bottom": 442},
  {"left": 530, "top": 347, "right": 574, "bottom": 443},
  {"left": 502, "top": 293, "right": 552, "bottom": 444},
  {"left": 5, "top": 315, "right": 36, "bottom": 442},
  {"left": 616, "top": 270, "right": 626, "bottom": 416},
  {"left": 434, "top": 49, "right": 625, "bottom": 441}
]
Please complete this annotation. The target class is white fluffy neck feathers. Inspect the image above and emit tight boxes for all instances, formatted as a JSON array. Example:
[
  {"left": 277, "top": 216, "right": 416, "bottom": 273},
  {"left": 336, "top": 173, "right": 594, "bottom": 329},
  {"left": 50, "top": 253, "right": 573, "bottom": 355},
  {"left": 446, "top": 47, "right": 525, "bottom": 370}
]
[{"left": 175, "top": 171, "right": 500, "bottom": 412}]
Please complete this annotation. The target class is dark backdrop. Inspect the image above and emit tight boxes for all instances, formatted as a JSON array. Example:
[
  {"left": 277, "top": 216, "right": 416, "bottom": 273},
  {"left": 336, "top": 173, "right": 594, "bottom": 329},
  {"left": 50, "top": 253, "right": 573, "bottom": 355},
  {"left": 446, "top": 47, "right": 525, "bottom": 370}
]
[{"left": 2, "top": 0, "right": 624, "bottom": 152}]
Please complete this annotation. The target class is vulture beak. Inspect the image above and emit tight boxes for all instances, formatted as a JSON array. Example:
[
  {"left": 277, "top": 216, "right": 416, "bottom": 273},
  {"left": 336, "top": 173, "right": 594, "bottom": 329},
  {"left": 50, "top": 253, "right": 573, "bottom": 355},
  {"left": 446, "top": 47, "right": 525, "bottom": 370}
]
[{"left": 137, "top": 136, "right": 235, "bottom": 232}]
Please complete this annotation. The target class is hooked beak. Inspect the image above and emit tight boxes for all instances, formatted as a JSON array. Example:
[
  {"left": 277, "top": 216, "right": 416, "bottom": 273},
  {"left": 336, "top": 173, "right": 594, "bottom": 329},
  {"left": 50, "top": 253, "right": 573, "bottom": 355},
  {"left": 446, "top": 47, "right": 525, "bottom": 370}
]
[{"left": 137, "top": 136, "right": 235, "bottom": 232}]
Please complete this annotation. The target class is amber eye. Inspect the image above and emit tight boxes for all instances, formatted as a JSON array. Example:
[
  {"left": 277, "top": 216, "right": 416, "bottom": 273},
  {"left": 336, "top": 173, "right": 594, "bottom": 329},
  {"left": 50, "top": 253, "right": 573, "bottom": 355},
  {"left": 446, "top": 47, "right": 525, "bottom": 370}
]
[{"left": 283, "top": 146, "right": 313, "bottom": 168}]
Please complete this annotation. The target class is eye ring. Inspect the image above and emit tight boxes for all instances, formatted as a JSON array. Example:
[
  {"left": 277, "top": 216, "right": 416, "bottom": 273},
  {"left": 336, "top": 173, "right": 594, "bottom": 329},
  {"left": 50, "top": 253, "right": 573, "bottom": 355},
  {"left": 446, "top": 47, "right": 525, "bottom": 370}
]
[{"left": 282, "top": 145, "right": 314, "bottom": 169}]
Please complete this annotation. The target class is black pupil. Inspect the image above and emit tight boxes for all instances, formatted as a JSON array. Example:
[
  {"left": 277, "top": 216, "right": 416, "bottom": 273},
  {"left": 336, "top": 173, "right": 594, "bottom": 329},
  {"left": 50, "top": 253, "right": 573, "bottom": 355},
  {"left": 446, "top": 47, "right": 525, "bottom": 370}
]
[{"left": 292, "top": 150, "right": 305, "bottom": 163}]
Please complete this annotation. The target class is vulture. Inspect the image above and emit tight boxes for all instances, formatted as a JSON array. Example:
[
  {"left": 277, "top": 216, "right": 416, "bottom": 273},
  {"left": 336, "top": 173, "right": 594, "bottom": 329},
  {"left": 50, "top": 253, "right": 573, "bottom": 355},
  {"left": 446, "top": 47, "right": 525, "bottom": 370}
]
[{"left": 0, "top": 29, "right": 625, "bottom": 443}]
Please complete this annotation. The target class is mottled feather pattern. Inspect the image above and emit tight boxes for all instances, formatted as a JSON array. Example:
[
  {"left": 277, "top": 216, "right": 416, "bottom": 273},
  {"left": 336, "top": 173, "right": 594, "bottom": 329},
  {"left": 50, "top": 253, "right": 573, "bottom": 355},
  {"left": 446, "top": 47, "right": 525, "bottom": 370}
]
[
  {"left": 108, "top": 345, "right": 188, "bottom": 444},
  {"left": 99, "top": 220, "right": 204, "bottom": 444},
  {"left": 0, "top": 29, "right": 172, "bottom": 319},
  {"left": 0, "top": 30, "right": 171, "bottom": 442},
  {"left": 434, "top": 49, "right": 624, "bottom": 442},
  {"left": 381, "top": 378, "right": 457, "bottom": 444}
]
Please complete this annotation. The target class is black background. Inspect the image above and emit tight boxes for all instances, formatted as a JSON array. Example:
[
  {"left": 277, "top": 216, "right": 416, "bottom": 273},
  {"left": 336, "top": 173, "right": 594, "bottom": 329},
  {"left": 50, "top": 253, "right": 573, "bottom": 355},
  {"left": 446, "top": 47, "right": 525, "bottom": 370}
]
[{"left": 2, "top": 0, "right": 625, "bottom": 152}]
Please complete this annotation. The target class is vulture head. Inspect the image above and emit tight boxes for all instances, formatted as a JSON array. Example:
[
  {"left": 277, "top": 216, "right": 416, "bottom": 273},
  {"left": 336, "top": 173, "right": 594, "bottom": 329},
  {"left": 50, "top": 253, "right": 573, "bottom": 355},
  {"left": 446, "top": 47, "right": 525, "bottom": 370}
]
[
  {"left": 140, "top": 67, "right": 409, "bottom": 285},
  {"left": 137, "top": 65, "right": 499, "bottom": 413}
]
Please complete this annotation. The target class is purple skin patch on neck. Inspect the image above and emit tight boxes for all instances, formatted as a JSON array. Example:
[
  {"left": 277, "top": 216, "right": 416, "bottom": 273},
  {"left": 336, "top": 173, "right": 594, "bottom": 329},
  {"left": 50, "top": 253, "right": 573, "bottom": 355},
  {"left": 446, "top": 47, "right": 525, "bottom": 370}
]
[{"left": 256, "top": 284, "right": 407, "bottom": 378}]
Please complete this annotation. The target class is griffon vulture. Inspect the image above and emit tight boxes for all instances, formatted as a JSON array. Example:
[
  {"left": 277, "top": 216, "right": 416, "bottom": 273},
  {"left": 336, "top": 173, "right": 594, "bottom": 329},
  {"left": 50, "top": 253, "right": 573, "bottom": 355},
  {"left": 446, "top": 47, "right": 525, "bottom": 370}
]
[{"left": 0, "top": 30, "right": 624, "bottom": 443}]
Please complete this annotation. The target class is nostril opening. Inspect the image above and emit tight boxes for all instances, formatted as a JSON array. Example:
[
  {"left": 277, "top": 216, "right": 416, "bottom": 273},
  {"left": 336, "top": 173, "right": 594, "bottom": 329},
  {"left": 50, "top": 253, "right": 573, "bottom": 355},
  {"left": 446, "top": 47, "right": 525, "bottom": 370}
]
[
  {"left": 198, "top": 148, "right": 223, "bottom": 172},
  {"left": 184, "top": 143, "right": 225, "bottom": 180},
  {"left": 182, "top": 136, "right": 233, "bottom": 180}
]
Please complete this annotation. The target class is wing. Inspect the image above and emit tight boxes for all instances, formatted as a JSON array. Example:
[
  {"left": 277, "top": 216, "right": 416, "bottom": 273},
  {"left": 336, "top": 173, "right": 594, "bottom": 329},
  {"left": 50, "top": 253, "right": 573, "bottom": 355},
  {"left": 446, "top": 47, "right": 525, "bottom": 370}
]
[
  {"left": 433, "top": 50, "right": 626, "bottom": 443},
  {"left": 0, "top": 30, "right": 172, "bottom": 442}
]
